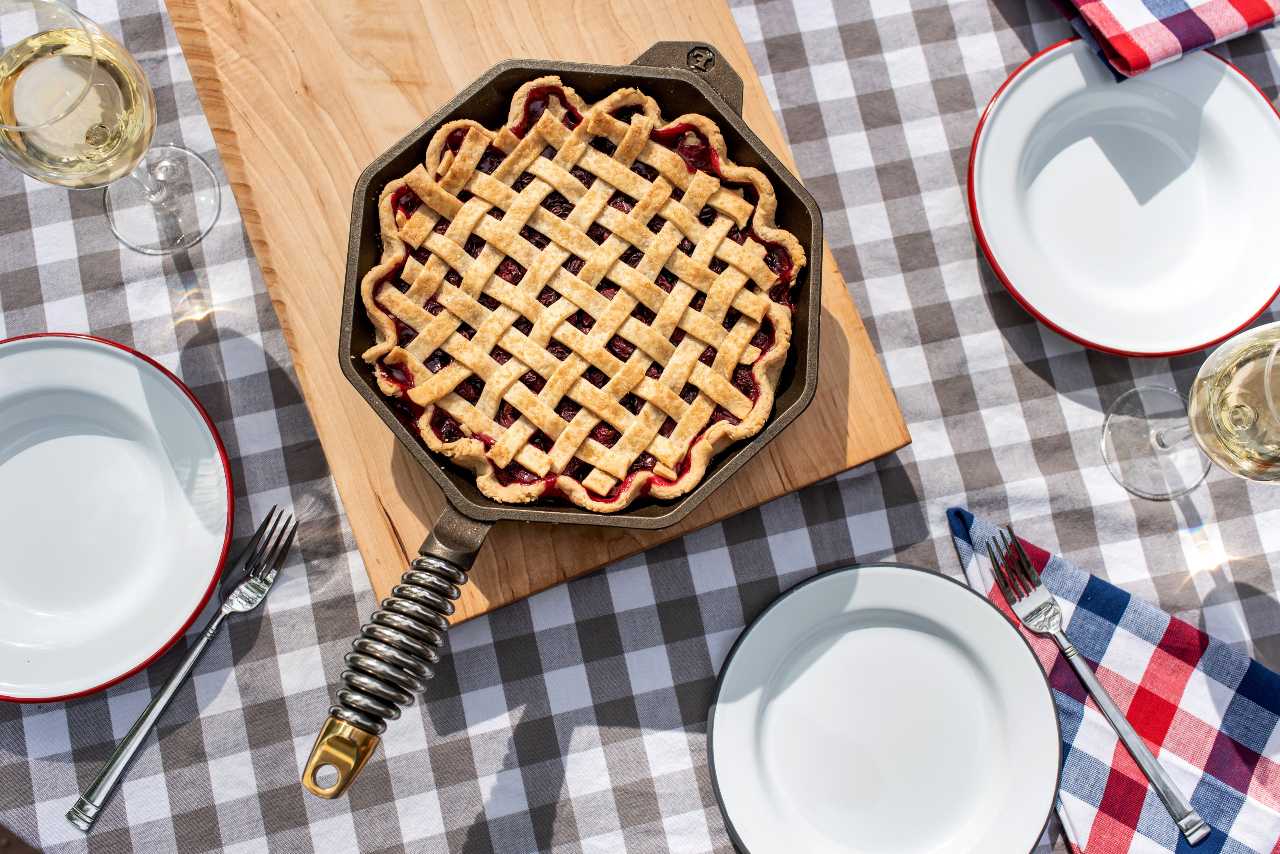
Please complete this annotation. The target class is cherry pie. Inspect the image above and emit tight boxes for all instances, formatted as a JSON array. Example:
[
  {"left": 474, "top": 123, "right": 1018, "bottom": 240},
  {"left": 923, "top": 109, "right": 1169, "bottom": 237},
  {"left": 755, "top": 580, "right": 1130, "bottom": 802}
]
[{"left": 361, "top": 76, "right": 806, "bottom": 512}]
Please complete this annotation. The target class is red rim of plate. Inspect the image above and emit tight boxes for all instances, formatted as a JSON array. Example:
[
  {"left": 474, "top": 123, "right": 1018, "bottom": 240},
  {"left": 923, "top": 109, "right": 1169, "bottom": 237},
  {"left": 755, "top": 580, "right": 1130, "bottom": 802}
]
[
  {"left": 0, "top": 332, "right": 234, "bottom": 703},
  {"left": 967, "top": 36, "right": 1280, "bottom": 358}
]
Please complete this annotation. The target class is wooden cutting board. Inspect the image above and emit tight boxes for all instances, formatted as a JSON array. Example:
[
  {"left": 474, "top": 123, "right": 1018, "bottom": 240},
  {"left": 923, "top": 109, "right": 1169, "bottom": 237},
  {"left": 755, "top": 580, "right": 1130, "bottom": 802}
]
[{"left": 165, "top": 0, "right": 910, "bottom": 621}]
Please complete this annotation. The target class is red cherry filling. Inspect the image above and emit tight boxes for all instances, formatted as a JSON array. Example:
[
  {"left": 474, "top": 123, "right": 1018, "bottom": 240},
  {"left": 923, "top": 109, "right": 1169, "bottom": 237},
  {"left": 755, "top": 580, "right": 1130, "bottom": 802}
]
[
  {"left": 567, "top": 310, "right": 595, "bottom": 334},
  {"left": 597, "top": 281, "right": 620, "bottom": 299},
  {"left": 608, "top": 192, "right": 635, "bottom": 213},
  {"left": 496, "top": 257, "right": 525, "bottom": 284},
  {"left": 710, "top": 258, "right": 728, "bottom": 274},
  {"left": 584, "top": 367, "right": 608, "bottom": 387},
  {"left": 557, "top": 399, "right": 581, "bottom": 421},
  {"left": 587, "top": 223, "right": 611, "bottom": 244},
  {"left": 565, "top": 457, "right": 593, "bottom": 481},
  {"left": 733, "top": 365, "right": 758, "bottom": 400},
  {"left": 698, "top": 206, "right": 716, "bottom": 226},
  {"left": 456, "top": 377, "right": 484, "bottom": 403},
  {"left": 647, "top": 215, "right": 665, "bottom": 234},
  {"left": 562, "top": 255, "right": 585, "bottom": 275},
  {"left": 497, "top": 401, "right": 520, "bottom": 427},
  {"left": 511, "top": 85, "right": 583, "bottom": 138},
  {"left": 530, "top": 430, "right": 553, "bottom": 452},
  {"left": 670, "top": 328, "right": 686, "bottom": 345},
  {"left": 710, "top": 406, "right": 740, "bottom": 426},
  {"left": 542, "top": 192, "right": 573, "bottom": 219},
  {"left": 476, "top": 146, "right": 506, "bottom": 175},
  {"left": 570, "top": 166, "right": 594, "bottom": 187},
  {"left": 490, "top": 346, "right": 512, "bottom": 364},
  {"left": 478, "top": 293, "right": 501, "bottom": 310},
  {"left": 445, "top": 269, "right": 462, "bottom": 286},
  {"left": 514, "top": 317, "right": 533, "bottom": 335},
  {"left": 457, "top": 323, "right": 476, "bottom": 340},
  {"left": 590, "top": 422, "right": 621, "bottom": 447},
  {"left": 726, "top": 225, "right": 747, "bottom": 245},
  {"left": 521, "top": 226, "right": 550, "bottom": 249},
  {"left": 464, "top": 235, "right": 485, "bottom": 257},
  {"left": 391, "top": 186, "right": 422, "bottom": 219},
  {"left": 540, "top": 145, "right": 556, "bottom": 159},
  {"left": 689, "top": 292, "right": 706, "bottom": 311},
  {"left": 430, "top": 408, "right": 464, "bottom": 443},
  {"left": 433, "top": 217, "right": 451, "bottom": 235},
  {"left": 425, "top": 298, "right": 445, "bottom": 315},
  {"left": 750, "top": 320, "right": 775, "bottom": 352},
  {"left": 607, "top": 336, "right": 635, "bottom": 360},
  {"left": 620, "top": 247, "right": 644, "bottom": 267},
  {"left": 656, "top": 269, "right": 677, "bottom": 292},
  {"left": 378, "top": 268, "right": 409, "bottom": 294},
  {"left": 549, "top": 341, "right": 571, "bottom": 360},
  {"left": 444, "top": 128, "right": 468, "bottom": 154},
  {"left": 591, "top": 136, "right": 618, "bottom": 156},
  {"left": 659, "top": 416, "right": 677, "bottom": 437},
  {"left": 411, "top": 246, "right": 431, "bottom": 264},
  {"left": 513, "top": 172, "right": 535, "bottom": 192},
  {"left": 630, "top": 452, "right": 657, "bottom": 472},
  {"left": 650, "top": 123, "right": 717, "bottom": 173},
  {"left": 631, "top": 161, "right": 658, "bottom": 181},
  {"left": 631, "top": 303, "right": 656, "bottom": 324},
  {"left": 646, "top": 363, "right": 662, "bottom": 379},
  {"left": 519, "top": 369, "right": 546, "bottom": 393},
  {"left": 677, "top": 237, "right": 695, "bottom": 255},
  {"left": 424, "top": 349, "right": 452, "bottom": 373},
  {"left": 722, "top": 309, "right": 742, "bottom": 330},
  {"left": 458, "top": 190, "right": 473, "bottom": 204},
  {"left": 620, "top": 393, "right": 644, "bottom": 414},
  {"left": 494, "top": 462, "right": 547, "bottom": 486},
  {"left": 698, "top": 345, "right": 716, "bottom": 366},
  {"left": 679, "top": 383, "right": 698, "bottom": 403},
  {"left": 537, "top": 286, "right": 559, "bottom": 306},
  {"left": 379, "top": 359, "right": 414, "bottom": 392},
  {"left": 394, "top": 318, "right": 416, "bottom": 347}
]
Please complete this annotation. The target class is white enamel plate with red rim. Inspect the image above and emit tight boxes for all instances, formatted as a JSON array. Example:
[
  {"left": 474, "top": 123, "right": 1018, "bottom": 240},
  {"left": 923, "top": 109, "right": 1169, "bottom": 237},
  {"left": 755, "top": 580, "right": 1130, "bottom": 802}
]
[
  {"left": 0, "top": 334, "right": 232, "bottom": 702},
  {"left": 969, "top": 38, "right": 1280, "bottom": 356},
  {"left": 709, "top": 564, "right": 1060, "bottom": 854}
]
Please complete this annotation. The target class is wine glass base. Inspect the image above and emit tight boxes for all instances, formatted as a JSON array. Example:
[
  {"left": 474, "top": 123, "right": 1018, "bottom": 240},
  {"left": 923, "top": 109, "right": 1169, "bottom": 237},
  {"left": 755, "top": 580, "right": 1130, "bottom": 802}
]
[
  {"left": 103, "top": 144, "right": 221, "bottom": 255},
  {"left": 1101, "top": 386, "right": 1211, "bottom": 501}
]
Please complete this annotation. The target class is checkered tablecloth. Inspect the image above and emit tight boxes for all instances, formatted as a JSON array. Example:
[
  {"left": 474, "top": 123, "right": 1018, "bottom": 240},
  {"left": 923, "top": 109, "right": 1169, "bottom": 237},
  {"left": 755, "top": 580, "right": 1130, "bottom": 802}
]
[{"left": 3, "top": 1, "right": 1280, "bottom": 852}]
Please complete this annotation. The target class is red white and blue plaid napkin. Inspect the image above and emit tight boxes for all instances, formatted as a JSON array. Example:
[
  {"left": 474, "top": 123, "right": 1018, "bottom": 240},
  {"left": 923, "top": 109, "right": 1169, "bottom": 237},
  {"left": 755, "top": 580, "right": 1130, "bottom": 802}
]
[
  {"left": 1061, "top": 0, "right": 1280, "bottom": 76},
  {"left": 949, "top": 508, "right": 1280, "bottom": 853}
]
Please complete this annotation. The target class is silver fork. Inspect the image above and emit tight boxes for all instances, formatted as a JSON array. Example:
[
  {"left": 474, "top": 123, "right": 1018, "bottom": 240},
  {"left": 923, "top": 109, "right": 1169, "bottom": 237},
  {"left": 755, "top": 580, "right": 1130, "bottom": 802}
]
[
  {"left": 66, "top": 507, "right": 297, "bottom": 833},
  {"left": 987, "top": 528, "right": 1210, "bottom": 847}
]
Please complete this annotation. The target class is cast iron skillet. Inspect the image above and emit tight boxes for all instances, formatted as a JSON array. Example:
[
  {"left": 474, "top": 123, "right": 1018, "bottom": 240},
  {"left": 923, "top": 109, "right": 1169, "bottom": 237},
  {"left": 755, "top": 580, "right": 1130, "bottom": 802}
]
[{"left": 305, "top": 42, "right": 824, "bottom": 798}]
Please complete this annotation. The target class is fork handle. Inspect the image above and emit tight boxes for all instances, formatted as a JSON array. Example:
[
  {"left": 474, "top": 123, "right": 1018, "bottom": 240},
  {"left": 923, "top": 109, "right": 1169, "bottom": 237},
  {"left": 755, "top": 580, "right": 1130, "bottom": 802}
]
[
  {"left": 66, "top": 608, "right": 229, "bottom": 833},
  {"left": 1053, "top": 630, "right": 1210, "bottom": 846}
]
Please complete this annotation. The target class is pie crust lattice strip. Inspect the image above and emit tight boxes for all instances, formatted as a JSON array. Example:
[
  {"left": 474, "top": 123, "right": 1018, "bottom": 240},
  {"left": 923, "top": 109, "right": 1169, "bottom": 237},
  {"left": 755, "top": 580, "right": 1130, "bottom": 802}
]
[{"left": 360, "top": 76, "right": 807, "bottom": 513}]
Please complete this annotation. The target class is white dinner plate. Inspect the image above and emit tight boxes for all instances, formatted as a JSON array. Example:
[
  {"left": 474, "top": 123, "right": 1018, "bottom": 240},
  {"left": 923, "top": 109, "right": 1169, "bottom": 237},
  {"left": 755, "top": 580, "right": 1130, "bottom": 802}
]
[
  {"left": 709, "top": 564, "right": 1059, "bottom": 854},
  {"left": 969, "top": 38, "right": 1280, "bottom": 356},
  {"left": 0, "top": 334, "right": 232, "bottom": 701}
]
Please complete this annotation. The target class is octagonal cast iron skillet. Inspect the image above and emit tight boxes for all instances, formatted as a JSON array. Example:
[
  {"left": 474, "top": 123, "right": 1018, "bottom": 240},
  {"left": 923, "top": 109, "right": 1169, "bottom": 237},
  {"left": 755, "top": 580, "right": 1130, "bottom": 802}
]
[{"left": 304, "top": 42, "right": 823, "bottom": 798}]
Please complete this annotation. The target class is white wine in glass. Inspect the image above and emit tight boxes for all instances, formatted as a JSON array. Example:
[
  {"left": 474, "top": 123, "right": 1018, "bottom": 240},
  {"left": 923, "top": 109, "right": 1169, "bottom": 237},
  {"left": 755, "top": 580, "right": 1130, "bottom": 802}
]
[
  {"left": 1188, "top": 322, "right": 1280, "bottom": 482},
  {"left": 0, "top": 0, "right": 219, "bottom": 254},
  {"left": 1101, "top": 321, "right": 1280, "bottom": 500}
]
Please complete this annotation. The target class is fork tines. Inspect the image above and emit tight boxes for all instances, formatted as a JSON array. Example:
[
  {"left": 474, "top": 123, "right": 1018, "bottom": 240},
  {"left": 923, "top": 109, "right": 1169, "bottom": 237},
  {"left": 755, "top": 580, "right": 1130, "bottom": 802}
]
[{"left": 986, "top": 527, "right": 1041, "bottom": 602}]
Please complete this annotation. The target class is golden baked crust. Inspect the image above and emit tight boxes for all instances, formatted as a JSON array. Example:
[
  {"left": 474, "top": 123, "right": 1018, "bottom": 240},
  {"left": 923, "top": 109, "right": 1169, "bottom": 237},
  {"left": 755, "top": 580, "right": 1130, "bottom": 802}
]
[{"left": 360, "top": 75, "right": 806, "bottom": 512}]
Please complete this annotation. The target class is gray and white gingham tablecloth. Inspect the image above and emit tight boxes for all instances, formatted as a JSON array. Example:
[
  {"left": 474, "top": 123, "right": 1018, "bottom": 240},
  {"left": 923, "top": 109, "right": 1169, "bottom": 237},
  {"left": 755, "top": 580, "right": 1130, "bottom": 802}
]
[{"left": 3, "top": 1, "right": 1280, "bottom": 851}]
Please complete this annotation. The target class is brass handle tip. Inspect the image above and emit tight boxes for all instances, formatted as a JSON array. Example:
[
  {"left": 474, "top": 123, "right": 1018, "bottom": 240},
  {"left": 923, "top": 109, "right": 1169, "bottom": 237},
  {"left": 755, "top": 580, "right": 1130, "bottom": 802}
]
[{"left": 302, "top": 716, "right": 380, "bottom": 799}]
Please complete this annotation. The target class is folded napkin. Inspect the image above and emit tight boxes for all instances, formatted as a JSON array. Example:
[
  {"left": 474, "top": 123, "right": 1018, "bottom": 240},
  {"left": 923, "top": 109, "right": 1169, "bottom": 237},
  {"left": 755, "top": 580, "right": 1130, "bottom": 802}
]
[
  {"left": 949, "top": 508, "right": 1280, "bottom": 853},
  {"left": 1061, "top": 0, "right": 1279, "bottom": 76}
]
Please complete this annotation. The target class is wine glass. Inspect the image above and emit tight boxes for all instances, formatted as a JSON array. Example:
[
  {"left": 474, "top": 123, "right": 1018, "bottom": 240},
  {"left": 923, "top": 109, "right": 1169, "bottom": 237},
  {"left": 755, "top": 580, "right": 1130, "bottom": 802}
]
[
  {"left": 0, "top": 0, "right": 219, "bottom": 254},
  {"left": 1101, "top": 321, "right": 1280, "bottom": 500}
]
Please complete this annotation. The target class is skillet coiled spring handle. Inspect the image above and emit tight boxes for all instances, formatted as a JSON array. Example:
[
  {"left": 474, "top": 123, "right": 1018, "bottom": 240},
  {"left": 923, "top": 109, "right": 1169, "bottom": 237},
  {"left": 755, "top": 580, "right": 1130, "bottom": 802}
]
[{"left": 302, "top": 554, "right": 467, "bottom": 798}]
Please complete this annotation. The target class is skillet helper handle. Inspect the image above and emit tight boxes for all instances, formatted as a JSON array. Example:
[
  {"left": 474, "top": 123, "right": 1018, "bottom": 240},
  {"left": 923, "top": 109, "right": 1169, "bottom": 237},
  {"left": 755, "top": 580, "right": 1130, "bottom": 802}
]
[
  {"left": 630, "top": 41, "right": 745, "bottom": 115},
  {"left": 303, "top": 506, "right": 492, "bottom": 798}
]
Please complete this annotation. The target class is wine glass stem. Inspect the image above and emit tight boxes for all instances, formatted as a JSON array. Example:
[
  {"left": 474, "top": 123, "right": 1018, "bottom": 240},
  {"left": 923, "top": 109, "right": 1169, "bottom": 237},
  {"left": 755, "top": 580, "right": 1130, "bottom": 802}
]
[
  {"left": 129, "top": 153, "right": 170, "bottom": 206},
  {"left": 1151, "top": 423, "right": 1194, "bottom": 452}
]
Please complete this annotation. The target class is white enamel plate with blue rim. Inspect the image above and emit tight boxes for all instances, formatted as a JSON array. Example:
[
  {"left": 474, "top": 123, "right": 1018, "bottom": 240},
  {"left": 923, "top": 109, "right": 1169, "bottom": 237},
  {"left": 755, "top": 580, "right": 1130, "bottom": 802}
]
[
  {"left": 969, "top": 38, "right": 1280, "bottom": 357},
  {"left": 0, "top": 334, "right": 232, "bottom": 702},
  {"left": 709, "top": 564, "right": 1060, "bottom": 853}
]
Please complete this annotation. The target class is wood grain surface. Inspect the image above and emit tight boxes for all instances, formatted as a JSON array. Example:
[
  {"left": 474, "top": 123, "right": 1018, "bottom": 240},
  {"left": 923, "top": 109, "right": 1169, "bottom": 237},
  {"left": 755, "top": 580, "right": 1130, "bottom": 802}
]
[{"left": 164, "top": 0, "right": 909, "bottom": 621}]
